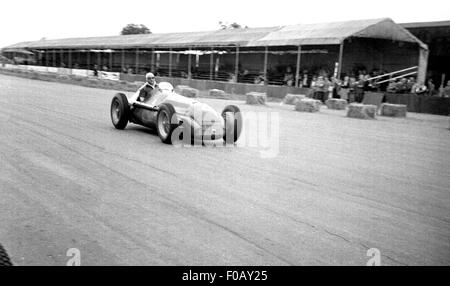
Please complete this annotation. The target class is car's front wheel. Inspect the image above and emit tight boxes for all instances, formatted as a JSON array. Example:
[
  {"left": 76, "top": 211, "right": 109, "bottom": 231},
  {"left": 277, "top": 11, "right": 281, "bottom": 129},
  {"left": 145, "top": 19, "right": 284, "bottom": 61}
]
[
  {"left": 222, "top": 105, "right": 243, "bottom": 144},
  {"left": 156, "top": 103, "right": 178, "bottom": 144},
  {"left": 110, "top": 93, "right": 130, "bottom": 130}
]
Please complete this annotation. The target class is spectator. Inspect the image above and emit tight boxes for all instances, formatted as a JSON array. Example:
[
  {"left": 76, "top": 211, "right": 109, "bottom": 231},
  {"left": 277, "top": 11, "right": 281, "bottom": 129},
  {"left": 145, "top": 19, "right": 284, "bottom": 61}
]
[
  {"left": 411, "top": 81, "right": 427, "bottom": 95},
  {"left": 254, "top": 73, "right": 266, "bottom": 85},
  {"left": 427, "top": 79, "right": 435, "bottom": 96},
  {"left": 300, "top": 70, "right": 310, "bottom": 87},
  {"left": 330, "top": 77, "right": 341, "bottom": 99},
  {"left": 395, "top": 78, "right": 408, "bottom": 93},
  {"left": 354, "top": 74, "right": 365, "bottom": 102},
  {"left": 442, "top": 80, "right": 450, "bottom": 98},
  {"left": 406, "top": 77, "right": 415, "bottom": 91},
  {"left": 313, "top": 76, "right": 326, "bottom": 101},
  {"left": 228, "top": 73, "right": 236, "bottom": 83},
  {"left": 339, "top": 76, "right": 350, "bottom": 100},
  {"left": 387, "top": 79, "right": 397, "bottom": 93},
  {"left": 310, "top": 76, "right": 317, "bottom": 88},
  {"left": 283, "top": 66, "right": 295, "bottom": 86},
  {"left": 93, "top": 64, "right": 99, "bottom": 77}
]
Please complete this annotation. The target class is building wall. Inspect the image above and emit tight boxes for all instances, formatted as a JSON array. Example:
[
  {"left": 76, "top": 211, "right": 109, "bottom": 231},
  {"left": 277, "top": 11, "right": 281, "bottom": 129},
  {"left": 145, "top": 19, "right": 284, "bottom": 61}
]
[
  {"left": 404, "top": 24, "right": 450, "bottom": 86},
  {"left": 342, "top": 38, "right": 419, "bottom": 76}
]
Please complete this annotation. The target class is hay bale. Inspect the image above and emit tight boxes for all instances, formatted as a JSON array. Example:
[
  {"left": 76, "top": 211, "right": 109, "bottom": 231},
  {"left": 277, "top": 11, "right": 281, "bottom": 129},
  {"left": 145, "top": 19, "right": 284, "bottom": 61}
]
[
  {"left": 283, "top": 94, "right": 306, "bottom": 105},
  {"left": 380, "top": 103, "right": 407, "bottom": 117},
  {"left": 209, "top": 89, "right": 226, "bottom": 98},
  {"left": 69, "top": 75, "right": 83, "bottom": 82},
  {"left": 246, "top": 92, "right": 267, "bottom": 105},
  {"left": 85, "top": 77, "right": 100, "bottom": 84},
  {"left": 325, "top": 98, "right": 347, "bottom": 110},
  {"left": 295, "top": 98, "right": 321, "bottom": 112},
  {"left": 175, "top": 85, "right": 198, "bottom": 98},
  {"left": 347, "top": 103, "right": 377, "bottom": 119},
  {"left": 58, "top": 75, "right": 71, "bottom": 81}
]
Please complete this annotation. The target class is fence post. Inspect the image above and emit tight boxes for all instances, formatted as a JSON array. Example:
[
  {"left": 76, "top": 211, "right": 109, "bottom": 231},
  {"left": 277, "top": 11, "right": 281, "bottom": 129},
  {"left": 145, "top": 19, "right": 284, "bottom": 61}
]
[
  {"left": 169, "top": 48, "right": 172, "bottom": 77},
  {"left": 68, "top": 49, "right": 72, "bottom": 68},
  {"left": 264, "top": 46, "right": 268, "bottom": 85},
  {"left": 234, "top": 45, "right": 239, "bottom": 83},
  {"left": 86, "top": 50, "right": 90, "bottom": 71},
  {"left": 188, "top": 48, "right": 192, "bottom": 79},
  {"left": 295, "top": 46, "right": 301, "bottom": 87},
  {"left": 337, "top": 42, "right": 344, "bottom": 79},
  {"left": 135, "top": 48, "right": 139, "bottom": 74},
  {"left": 109, "top": 50, "right": 113, "bottom": 71},
  {"left": 210, "top": 47, "right": 214, "bottom": 80},
  {"left": 121, "top": 49, "right": 125, "bottom": 72}
]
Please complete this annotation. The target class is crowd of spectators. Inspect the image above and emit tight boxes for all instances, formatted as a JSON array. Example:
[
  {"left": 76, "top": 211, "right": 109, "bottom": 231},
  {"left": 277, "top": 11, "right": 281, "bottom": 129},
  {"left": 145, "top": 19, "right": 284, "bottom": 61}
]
[
  {"left": 95, "top": 62, "right": 450, "bottom": 99},
  {"left": 274, "top": 67, "right": 450, "bottom": 102}
]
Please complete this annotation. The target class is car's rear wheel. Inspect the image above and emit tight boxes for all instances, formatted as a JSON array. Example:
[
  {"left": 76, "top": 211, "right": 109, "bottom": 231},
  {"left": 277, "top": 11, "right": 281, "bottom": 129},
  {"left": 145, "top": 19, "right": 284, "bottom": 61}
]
[
  {"left": 222, "top": 105, "right": 243, "bottom": 144},
  {"left": 156, "top": 103, "right": 178, "bottom": 144},
  {"left": 0, "top": 244, "right": 12, "bottom": 266},
  {"left": 110, "top": 93, "right": 130, "bottom": 129}
]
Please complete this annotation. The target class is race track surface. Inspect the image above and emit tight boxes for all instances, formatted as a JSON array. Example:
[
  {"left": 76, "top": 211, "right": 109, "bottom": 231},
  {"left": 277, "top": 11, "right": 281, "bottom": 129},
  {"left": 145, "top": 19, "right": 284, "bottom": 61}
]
[{"left": 0, "top": 74, "right": 449, "bottom": 265}]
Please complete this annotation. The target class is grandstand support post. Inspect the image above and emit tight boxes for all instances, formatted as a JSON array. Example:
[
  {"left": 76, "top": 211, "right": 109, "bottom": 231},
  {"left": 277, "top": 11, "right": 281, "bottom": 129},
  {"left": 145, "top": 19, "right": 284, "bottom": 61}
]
[
  {"left": 295, "top": 45, "right": 301, "bottom": 87},
  {"left": 121, "top": 49, "right": 125, "bottom": 72},
  {"left": 135, "top": 48, "right": 139, "bottom": 74},
  {"left": 151, "top": 48, "right": 155, "bottom": 73},
  {"left": 169, "top": 48, "right": 172, "bottom": 77},
  {"left": 109, "top": 50, "right": 113, "bottom": 71},
  {"left": 97, "top": 51, "right": 101, "bottom": 69},
  {"left": 234, "top": 45, "right": 239, "bottom": 83},
  {"left": 188, "top": 48, "right": 192, "bottom": 79},
  {"left": 68, "top": 49, "right": 72, "bottom": 68},
  {"left": 417, "top": 47, "right": 429, "bottom": 85},
  {"left": 53, "top": 50, "right": 56, "bottom": 67},
  {"left": 87, "top": 50, "right": 90, "bottom": 71},
  {"left": 337, "top": 41, "right": 344, "bottom": 79},
  {"left": 264, "top": 46, "right": 268, "bottom": 85},
  {"left": 210, "top": 47, "right": 214, "bottom": 80},
  {"left": 215, "top": 56, "right": 220, "bottom": 79}
]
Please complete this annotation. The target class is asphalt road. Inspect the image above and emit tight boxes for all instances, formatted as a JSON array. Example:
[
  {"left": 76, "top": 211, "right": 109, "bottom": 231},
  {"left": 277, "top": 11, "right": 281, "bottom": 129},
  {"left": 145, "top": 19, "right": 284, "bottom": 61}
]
[{"left": 0, "top": 74, "right": 449, "bottom": 266}]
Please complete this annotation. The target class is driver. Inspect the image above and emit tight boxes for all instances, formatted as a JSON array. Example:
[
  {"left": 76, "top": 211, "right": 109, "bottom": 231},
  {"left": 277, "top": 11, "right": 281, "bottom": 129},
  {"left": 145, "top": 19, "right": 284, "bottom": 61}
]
[{"left": 136, "top": 72, "right": 158, "bottom": 102}]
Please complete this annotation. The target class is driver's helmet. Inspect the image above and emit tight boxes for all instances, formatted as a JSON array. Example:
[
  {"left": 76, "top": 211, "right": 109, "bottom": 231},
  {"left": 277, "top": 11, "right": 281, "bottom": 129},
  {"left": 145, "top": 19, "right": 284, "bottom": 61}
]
[{"left": 158, "top": 82, "right": 174, "bottom": 92}]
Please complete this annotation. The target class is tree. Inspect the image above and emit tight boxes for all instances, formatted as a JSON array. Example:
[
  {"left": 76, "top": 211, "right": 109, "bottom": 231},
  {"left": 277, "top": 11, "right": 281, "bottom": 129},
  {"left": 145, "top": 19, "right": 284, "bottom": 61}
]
[
  {"left": 219, "top": 21, "right": 248, "bottom": 30},
  {"left": 121, "top": 24, "right": 151, "bottom": 35}
]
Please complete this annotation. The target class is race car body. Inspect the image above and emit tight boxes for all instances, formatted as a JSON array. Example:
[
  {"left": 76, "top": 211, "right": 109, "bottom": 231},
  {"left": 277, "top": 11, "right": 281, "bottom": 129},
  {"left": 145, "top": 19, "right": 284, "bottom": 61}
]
[{"left": 110, "top": 82, "right": 242, "bottom": 144}]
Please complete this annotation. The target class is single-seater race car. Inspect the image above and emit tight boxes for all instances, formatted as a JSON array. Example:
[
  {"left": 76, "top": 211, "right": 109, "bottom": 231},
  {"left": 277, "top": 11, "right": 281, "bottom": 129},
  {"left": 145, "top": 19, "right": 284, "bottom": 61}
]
[{"left": 110, "top": 82, "right": 243, "bottom": 144}]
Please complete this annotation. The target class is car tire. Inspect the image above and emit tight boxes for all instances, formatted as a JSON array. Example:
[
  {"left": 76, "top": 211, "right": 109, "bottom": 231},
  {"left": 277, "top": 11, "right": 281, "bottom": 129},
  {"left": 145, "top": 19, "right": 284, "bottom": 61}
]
[
  {"left": 110, "top": 93, "right": 130, "bottom": 130},
  {"left": 0, "top": 244, "right": 12, "bottom": 266},
  {"left": 222, "top": 105, "right": 243, "bottom": 144},
  {"left": 156, "top": 103, "right": 178, "bottom": 144}
]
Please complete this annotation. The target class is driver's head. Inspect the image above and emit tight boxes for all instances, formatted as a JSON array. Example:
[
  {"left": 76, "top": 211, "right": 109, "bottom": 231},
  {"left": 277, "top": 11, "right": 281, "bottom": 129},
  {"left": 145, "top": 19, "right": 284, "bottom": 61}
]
[{"left": 145, "top": 72, "right": 156, "bottom": 85}]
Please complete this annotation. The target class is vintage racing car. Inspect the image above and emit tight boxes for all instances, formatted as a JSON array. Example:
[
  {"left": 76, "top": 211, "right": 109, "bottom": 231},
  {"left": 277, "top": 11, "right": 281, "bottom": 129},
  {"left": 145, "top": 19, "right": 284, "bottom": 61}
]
[{"left": 110, "top": 82, "right": 243, "bottom": 144}]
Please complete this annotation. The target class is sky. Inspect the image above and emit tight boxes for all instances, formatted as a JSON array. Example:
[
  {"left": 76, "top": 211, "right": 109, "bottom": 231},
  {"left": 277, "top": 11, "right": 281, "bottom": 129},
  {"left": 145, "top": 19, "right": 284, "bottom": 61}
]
[{"left": 1, "top": 0, "right": 449, "bottom": 48}]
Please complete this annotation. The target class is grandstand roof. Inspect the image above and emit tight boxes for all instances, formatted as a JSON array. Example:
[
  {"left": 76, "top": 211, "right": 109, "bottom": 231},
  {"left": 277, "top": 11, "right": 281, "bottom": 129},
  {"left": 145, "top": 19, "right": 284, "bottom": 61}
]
[{"left": 3, "top": 18, "right": 426, "bottom": 51}]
